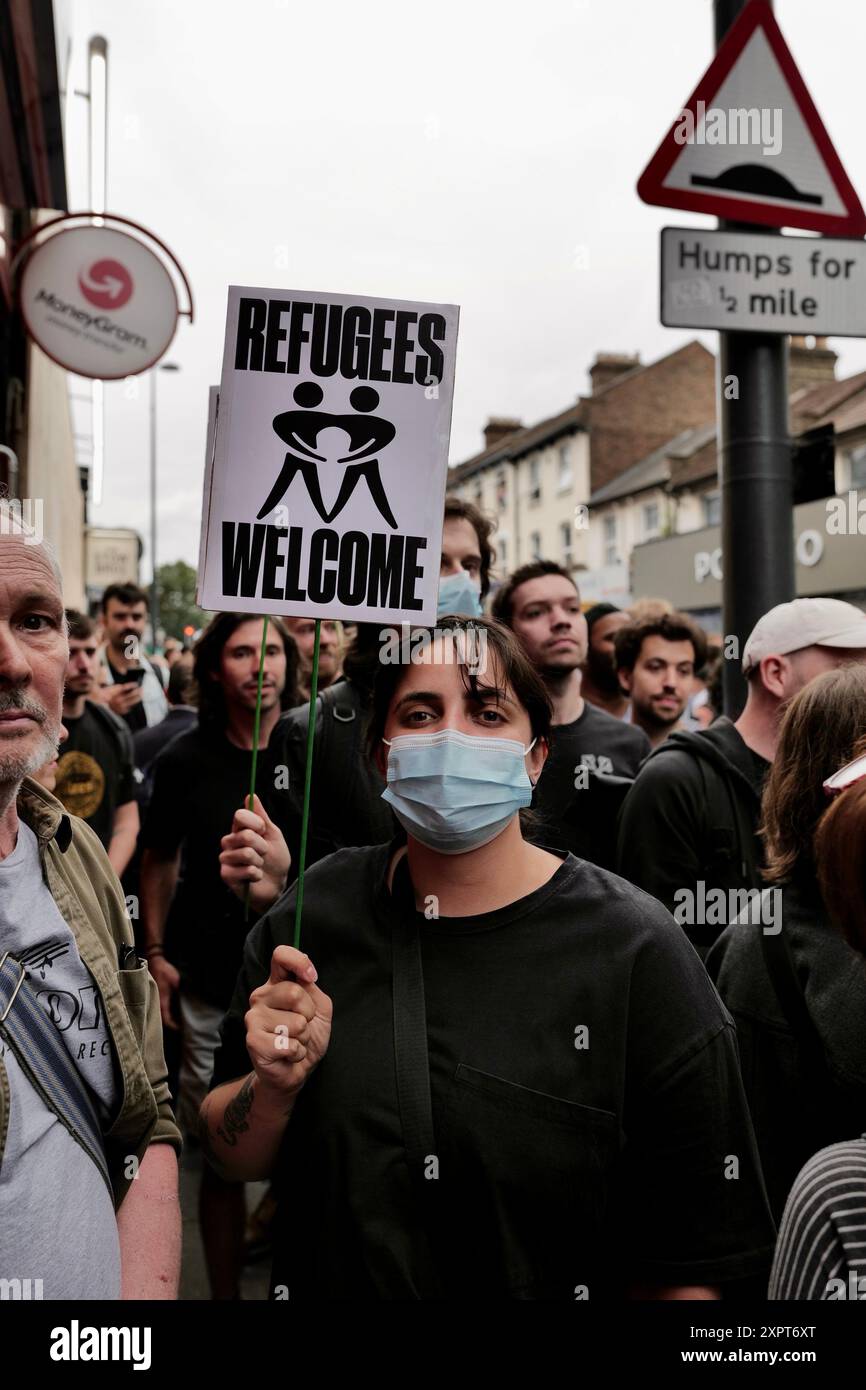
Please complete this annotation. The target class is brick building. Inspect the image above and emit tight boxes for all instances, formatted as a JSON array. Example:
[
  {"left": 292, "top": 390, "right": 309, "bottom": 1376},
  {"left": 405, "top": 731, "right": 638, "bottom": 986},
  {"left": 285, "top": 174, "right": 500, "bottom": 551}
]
[
  {"left": 448, "top": 340, "right": 715, "bottom": 600},
  {"left": 450, "top": 334, "right": 864, "bottom": 618}
]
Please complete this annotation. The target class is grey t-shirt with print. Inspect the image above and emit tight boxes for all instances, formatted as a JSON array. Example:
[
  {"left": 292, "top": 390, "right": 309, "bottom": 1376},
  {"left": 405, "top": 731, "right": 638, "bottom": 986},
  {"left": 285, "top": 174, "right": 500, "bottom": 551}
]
[{"left": 0, "top": 820, "right": 121, "bottom": 1300}]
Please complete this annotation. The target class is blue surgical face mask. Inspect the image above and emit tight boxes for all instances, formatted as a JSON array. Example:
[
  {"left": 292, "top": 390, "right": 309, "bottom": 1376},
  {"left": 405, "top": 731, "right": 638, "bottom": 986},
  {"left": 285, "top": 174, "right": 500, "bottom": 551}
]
[
  {"left": 437, "top": 570, "right": 483, "bottom": 619},
  {"left": 381, "top": 727, "right": 537, "bottom": 855}
]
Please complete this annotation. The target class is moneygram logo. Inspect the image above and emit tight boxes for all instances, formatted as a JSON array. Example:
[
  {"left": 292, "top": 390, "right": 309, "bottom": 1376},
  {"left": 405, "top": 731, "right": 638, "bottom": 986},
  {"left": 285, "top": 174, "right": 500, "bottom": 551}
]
[{"left": 78, "top": 257, "right": 133, "bottom": 310}]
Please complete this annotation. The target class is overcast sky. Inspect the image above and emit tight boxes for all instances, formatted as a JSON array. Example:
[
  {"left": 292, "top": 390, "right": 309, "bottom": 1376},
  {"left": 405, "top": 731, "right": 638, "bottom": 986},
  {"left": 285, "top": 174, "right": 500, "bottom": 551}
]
[{"left": 61, "top": 0, "right": 866, "bottom": 576}]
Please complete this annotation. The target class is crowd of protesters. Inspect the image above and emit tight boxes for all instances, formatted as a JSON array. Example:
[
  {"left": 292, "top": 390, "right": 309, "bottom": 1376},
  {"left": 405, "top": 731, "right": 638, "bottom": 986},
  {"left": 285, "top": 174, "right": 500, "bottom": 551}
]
[{"left": 2, "top": 497, "right": 866, "bottom": 1303}]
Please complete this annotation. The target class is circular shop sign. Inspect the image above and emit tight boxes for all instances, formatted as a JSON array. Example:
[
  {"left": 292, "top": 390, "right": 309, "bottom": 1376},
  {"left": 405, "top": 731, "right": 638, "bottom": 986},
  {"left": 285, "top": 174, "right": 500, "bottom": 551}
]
[{"left": 20, "top": 225, "right": 179, "bottom": 378}]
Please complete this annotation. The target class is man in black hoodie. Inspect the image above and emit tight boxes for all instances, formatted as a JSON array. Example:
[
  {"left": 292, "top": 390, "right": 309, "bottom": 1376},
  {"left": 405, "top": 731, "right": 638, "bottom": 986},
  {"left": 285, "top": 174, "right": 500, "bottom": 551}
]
[{"left": 615, "top": 597, "right": 866, "bottom": 956}]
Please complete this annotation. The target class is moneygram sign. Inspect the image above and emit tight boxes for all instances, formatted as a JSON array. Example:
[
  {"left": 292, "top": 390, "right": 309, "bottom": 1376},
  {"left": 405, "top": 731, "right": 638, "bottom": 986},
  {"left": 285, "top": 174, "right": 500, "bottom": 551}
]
[{"left": 20, "top": 226, "right": 179, "bottom": 378}]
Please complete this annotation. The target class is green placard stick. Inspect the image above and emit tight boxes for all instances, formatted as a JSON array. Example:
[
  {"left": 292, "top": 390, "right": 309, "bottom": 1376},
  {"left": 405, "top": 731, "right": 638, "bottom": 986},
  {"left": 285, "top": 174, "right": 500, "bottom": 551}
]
[
  {"left": 244, "top": 615, "right": 270, "bottom": 924},
  {"left": 293, "top": 618, "right": 321, "bottom": 949}
]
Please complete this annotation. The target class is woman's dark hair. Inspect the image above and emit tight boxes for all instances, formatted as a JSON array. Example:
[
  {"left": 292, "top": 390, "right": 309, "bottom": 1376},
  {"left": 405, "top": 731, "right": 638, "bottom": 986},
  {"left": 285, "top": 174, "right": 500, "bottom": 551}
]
[
  {"left": 762, "top": 666, "right": 866, "bottom": 887},
  {"left": 815, "top": 735, "right": 866, "bottom": 954},
  {"left": 341, "top": 622, "right": 385, "bottom": 703},
  {"left": 365, "top": 615, "right": 552, "bottom": 760},
  {"left": 192, "top": 612, "right": 299, "bottom": 730},
  {"left": 444, "top": 495, "right": 497, "bottom": 598}
]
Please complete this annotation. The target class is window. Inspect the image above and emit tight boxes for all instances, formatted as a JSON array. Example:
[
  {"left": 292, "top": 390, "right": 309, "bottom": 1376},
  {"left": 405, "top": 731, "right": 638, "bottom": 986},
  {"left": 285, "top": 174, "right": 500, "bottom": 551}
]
[
  {"left": 495, "top": 466, "right": 508, "bottom": 512},
  {"left": 849, "top": 444, "right": 866, "bottom": 489},
  {"left": 560, "top": 520, "right": 573, "bottom": 565},
  {"left": 703, "top": 490, "right": 721, "bottom": 526},
  {"left": 530, "top": 531, "right": 542, "bottom": 560},
  {"left": 603, "top": 513, "right": 617, "bottom": 566},
  {"left": 643, "top": 501, "right": 660, "bottom": 538},
  {"left": 557, "top": 443, "right": 572, "bottom": 491},
  {"left": 474, "top": 478, "right": 483, "bottom": 507},
  {"left": 498, "top": 537, "right": 507, "bottom": 568},
  {"left": 529, "top": 457, "right": 541, "bottom": 503}
]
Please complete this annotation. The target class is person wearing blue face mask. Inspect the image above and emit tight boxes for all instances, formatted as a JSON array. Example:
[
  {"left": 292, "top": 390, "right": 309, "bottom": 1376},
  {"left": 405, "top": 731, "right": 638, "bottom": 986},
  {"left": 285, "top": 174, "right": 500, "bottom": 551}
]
[
  {"left": 436, "top": 495, "right": 493, "bottom": 619},
  {"left": 203, "top": 617, "right": 775, "bottom": 1302},
  {"left": 436, "top": 570, "right": 482, "bottom": 620},
  {"left": 218, "top": 495, "right": 498, "bottom": 899}
]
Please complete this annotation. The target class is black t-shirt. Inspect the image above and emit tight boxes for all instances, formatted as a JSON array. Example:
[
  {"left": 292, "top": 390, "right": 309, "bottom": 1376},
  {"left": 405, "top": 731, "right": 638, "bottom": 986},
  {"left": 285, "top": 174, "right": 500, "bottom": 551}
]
[
  {"left": 531, "top": 703, "right": 650, "bottom": 865},
  {"left": 140, "top": 724, "right": 282, "bottom": 1008},
  {"left": 106, "top": 663, "right": 148, "bottom": 733},
  {"left": 54, "top": 702, "right": 135, "bottom": 850},
  {"left": 212, "top": 842, "right": 775, "bottom": 1300}
]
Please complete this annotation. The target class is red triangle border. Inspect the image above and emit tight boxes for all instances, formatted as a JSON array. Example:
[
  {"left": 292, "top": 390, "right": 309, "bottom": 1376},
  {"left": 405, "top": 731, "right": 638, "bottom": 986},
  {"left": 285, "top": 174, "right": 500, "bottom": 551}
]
[{"left": 637, "top": 0, "right": 866, "bottom": 237}]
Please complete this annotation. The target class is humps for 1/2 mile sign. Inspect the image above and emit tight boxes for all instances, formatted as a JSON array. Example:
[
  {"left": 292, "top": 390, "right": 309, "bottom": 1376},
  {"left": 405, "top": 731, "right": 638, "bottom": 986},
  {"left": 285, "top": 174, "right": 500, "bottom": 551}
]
[{"left": 198, "top": 286, "right": 459, "bottom": 624}]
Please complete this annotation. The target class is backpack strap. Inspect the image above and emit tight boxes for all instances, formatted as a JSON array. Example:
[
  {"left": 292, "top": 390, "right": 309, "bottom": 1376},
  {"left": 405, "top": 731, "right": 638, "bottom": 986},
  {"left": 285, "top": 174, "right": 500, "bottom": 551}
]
[
  {"left": 694, "top": 752, "right": 759, "bottom": 886},
  {"left": 0, "top": 953, "right": 112, "bottom": 1196},
  {"left": 323, "top": 680, "right": 359, "bottom": 724},
  {"left": 317, "top": 682, "right": 363, "bottom": 808}
]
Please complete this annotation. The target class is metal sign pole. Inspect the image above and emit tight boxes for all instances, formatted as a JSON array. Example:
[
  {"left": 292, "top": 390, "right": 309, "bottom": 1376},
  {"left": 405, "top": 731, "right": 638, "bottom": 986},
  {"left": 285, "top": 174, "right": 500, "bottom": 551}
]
[{"left": 715, "top": 0, "right": 795, "bottom": 717}]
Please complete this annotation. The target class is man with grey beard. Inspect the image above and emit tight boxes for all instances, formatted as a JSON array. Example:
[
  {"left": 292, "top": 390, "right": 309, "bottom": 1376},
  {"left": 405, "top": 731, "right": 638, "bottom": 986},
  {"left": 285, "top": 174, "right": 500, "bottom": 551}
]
[{"left": 0, "top": 524, "right": 181, "bottom": 1299}]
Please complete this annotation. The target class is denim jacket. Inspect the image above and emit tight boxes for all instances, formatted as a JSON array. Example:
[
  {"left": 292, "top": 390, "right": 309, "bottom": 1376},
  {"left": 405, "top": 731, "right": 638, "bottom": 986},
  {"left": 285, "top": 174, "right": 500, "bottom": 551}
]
[{"left": 0, "top": 779, "right": 181, "bottom": 1209}]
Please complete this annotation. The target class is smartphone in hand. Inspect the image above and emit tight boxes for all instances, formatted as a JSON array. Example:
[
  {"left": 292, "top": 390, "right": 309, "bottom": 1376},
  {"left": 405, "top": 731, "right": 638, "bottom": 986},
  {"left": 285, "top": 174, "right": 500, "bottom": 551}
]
[{"left": 118, "top": 667, "right": 146, "bottom": 687}]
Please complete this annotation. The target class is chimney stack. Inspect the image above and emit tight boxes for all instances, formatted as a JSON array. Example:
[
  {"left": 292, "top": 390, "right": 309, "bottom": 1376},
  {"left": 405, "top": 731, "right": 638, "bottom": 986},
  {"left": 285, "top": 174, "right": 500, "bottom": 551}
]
[
  {"left": 589, "top": 352, "right": 640, "bottom": 394},
  {"left": 483, "top": 417, "right": 523, "bottom": 451},
  {"left": 788, "top": 335, "right": 837, "bottom": 396}
]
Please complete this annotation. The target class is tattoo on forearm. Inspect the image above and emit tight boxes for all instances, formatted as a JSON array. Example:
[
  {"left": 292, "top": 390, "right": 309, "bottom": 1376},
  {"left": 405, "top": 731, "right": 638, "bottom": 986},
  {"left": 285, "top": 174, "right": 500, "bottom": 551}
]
[
  {"left": 197, "top": 1098, "right": 226, "bottom": 1175},
  {"left": 215, "top": 1075, "right": 256, "bottom": 1148}
]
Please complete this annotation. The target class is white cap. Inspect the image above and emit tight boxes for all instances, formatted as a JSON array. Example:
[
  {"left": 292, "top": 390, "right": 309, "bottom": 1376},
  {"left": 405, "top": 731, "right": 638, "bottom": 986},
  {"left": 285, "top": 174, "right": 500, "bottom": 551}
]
[{"left": 742, "top": 598, "right": 866, "bottom": 674}]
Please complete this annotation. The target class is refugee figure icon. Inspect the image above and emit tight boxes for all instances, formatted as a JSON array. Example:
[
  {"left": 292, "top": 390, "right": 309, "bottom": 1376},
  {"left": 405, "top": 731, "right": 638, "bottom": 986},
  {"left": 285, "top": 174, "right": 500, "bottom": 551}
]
[{"left": 257, "top": 382, "right": 398, "bottom": 528}]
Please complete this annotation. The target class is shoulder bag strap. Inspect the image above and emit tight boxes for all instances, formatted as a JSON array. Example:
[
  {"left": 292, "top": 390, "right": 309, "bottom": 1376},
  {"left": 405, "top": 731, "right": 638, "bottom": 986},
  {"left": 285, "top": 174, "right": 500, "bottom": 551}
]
[
  {"left": 391, "top": 909, "right": 436, "bottom": 1185},
  {"left": 0, "top": 953, "right": 112, "bottom": 1196},
  {"left": 388, "top": 862, "right": 443, "bottom": 1298}
]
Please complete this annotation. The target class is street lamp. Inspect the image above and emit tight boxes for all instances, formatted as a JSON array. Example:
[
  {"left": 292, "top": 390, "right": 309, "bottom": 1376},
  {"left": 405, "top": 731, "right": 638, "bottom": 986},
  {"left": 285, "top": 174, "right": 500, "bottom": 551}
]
[{"left": 150, "top": 361, "right": 180, "bottom": 646}]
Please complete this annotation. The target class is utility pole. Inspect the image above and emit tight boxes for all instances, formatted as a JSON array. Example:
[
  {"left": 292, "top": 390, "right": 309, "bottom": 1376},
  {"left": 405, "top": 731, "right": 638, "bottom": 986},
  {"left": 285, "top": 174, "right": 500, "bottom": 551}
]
[
  {"left": 149, "top": 368, "right": 159, "bottom": 642},
  {"left": 149, "top": 362, "right": 180, "bottom": 646},
  {"left": 715, "top": 0, "right": 795, "bottom": 716}
]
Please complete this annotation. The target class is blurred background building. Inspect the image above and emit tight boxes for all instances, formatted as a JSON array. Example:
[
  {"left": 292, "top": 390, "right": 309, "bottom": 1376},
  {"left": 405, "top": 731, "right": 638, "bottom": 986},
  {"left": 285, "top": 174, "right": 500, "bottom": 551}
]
[
  {"left": 0, "top": 0, "right": 88, "bottom": 603},
  {"left": 450, "top": 335, "right": 866, "bottom": 629}
]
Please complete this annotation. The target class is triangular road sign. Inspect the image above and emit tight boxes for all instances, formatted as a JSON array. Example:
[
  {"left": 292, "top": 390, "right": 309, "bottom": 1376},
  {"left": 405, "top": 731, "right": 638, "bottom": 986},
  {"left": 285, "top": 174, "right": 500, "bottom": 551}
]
[{"left": 637, "top": 0, "right": 866, "bottom": 236}]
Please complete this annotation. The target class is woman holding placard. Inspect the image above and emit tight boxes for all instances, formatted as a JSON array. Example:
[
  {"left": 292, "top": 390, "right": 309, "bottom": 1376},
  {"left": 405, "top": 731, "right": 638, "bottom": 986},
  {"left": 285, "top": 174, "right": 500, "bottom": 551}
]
[{"left": 201, "top": 617, "right": 774, "bottom": 1300}]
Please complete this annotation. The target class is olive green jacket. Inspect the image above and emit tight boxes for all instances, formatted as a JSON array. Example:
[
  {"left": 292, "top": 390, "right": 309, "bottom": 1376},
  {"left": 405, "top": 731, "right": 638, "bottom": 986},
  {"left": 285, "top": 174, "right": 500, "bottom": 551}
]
[{"left": 0, "top": 778, "right": 181, "bottom": 1208}]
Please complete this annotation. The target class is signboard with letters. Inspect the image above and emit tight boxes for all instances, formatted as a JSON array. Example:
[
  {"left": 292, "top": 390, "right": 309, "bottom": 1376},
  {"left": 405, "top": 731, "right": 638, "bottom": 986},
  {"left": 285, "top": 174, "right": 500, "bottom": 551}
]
[
  {"left": 85, "top": 527, "right": 142, "bottom": 592},
  {"left": 660, "top": 226, "right": 866, "bottom": 335},
  {"left": 19, "top": 225, "right": 179, "bottom": 378},
  {"left": 197, "top": 286, "right": 459, "bottom": 623}
]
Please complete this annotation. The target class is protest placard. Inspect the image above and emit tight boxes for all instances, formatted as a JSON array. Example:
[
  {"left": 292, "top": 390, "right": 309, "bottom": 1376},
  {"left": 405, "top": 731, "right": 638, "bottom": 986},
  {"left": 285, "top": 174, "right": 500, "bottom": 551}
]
[{"left": 197, "top": 286, "right": 459, "bottom": 623}]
